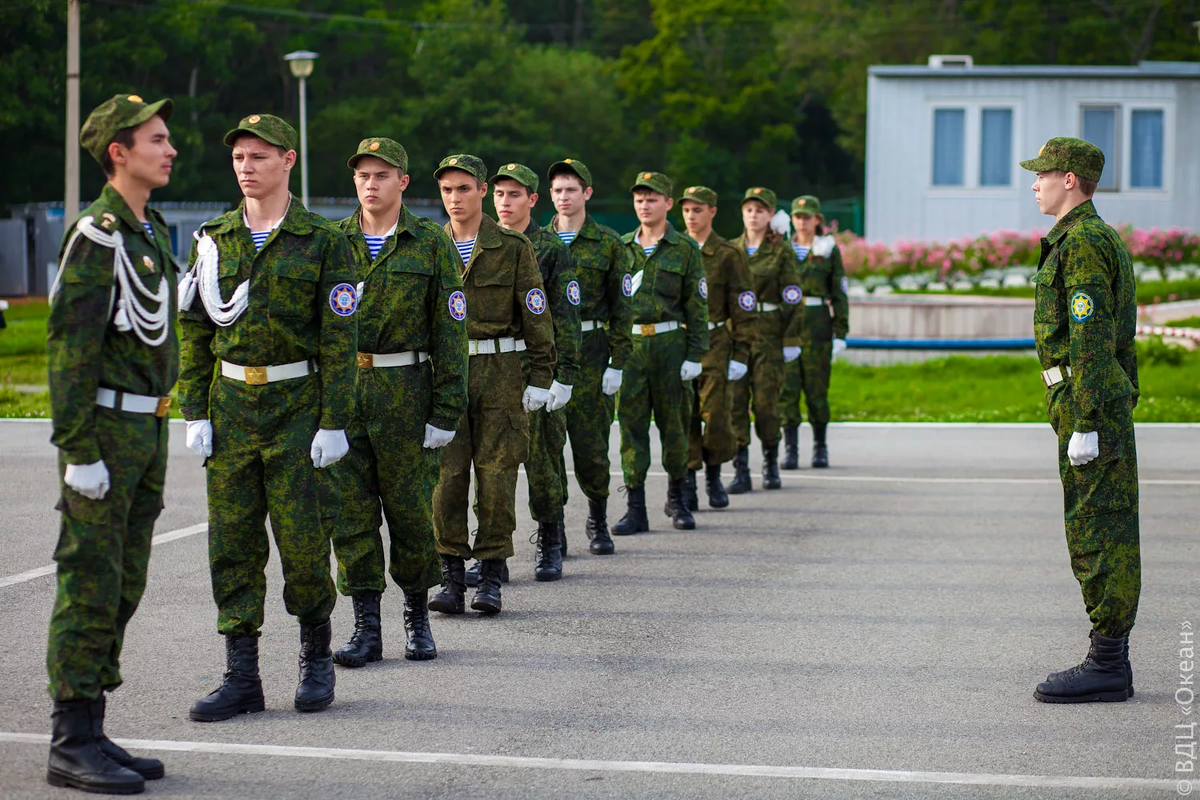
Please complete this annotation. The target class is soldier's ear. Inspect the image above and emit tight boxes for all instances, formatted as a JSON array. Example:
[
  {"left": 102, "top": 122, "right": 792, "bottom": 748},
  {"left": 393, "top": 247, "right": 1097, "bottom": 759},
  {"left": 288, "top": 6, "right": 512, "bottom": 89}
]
[{"left": 398, "top": 173, "right": 411, "bottom": 192}]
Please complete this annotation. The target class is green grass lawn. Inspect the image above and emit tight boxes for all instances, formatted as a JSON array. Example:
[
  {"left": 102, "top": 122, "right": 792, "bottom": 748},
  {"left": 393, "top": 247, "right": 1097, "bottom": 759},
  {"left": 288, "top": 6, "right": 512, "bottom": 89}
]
[
  {"left": 1164, "top": 316, "right": 1200, "bottom": 328},
  {"left": 889, "top": 277, "right": 1200, "bottom": 304}
]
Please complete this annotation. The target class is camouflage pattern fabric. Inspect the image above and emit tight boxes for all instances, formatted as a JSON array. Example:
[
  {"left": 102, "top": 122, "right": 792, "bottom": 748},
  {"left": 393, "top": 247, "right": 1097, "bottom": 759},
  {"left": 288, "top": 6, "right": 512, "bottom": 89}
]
[
  {"left": 565, "top": 327, "right": 617, "bottom": 501},
  {"left": 780, "top": 240, "right": 848, "bottom": 427},
  {"left": 782, "top": 340, "right": 833, "bottom": 427}
]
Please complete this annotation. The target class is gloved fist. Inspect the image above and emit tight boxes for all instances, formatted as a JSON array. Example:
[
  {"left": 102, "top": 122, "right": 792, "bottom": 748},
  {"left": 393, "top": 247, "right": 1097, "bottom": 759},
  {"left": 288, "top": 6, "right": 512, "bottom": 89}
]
[
  {"left": 680, "top": 360, "right": 702, "bottom": 381},
  {"left": 727, "top": 360, "right": 748, "bottom": 382},
  {"left": 782, "top": 346, "right": 802, "bottom": 363},
  {"left": 547, "top": 381, "right": 573, "bottom": 412},
  {"left": 185, "top": 419, "right": 213, "bottom": 458},
  {"left": 422, "top": 424, "right": 456, "bottom": 449},
  {"left": 1068, "top": 431, "right": 1099, "bottom": 466},
  {"left": 832, "top": 338, "right": 848, "bottom": 357},
  {"left": 601, "top": 368, "right": 623, "bottom": 396},
  {"left": 65, "top": 460, "right": 110, "bottom": 501},
  {"left": 522, "top": 385, "right": 552, "bottom": 413},
  {"left": 310, "top": 429, "right": 349, "bottom": 469}
]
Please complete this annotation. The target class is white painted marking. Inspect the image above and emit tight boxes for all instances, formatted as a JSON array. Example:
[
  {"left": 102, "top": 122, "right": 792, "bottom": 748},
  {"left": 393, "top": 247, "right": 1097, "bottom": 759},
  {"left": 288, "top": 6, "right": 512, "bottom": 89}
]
[
  {"left": 574, "top": 470, "right": 1200, "bottom": 487},
  {"left": 0, "top": 732, "right": 1173, "bottom": 791}
]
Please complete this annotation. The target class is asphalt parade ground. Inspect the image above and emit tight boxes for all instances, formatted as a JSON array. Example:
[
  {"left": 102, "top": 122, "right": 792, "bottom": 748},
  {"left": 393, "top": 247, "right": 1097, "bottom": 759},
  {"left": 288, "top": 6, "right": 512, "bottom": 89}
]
[{"left": 1, "top": 419, "right": 1197, "bottom": 799}]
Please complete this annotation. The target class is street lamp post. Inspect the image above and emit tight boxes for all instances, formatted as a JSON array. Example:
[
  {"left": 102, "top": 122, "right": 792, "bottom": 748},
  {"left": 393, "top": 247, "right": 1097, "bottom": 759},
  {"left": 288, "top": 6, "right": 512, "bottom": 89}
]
[{"left": 283, "top": 50, "right": 318, "bottom": 208}]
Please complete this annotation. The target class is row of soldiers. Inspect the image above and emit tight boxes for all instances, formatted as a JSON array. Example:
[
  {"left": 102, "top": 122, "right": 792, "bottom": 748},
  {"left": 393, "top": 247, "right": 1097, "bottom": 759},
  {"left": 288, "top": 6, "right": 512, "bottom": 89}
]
[{"left": 42, "top": 95, "right": 847, "bottom": 794}]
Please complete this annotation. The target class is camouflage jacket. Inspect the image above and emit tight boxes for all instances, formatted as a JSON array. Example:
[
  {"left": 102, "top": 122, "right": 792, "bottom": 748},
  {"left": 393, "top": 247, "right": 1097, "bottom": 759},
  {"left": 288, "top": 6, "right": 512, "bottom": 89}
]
[
  {"left": 178, "top": 195, "right": 359, "bottom": 430},
  {"left": 622, "top": 222, "right": 710, "bottom": 362},
  {"left": 1034, "top": 200, "right": 1138, "bottom": 430},
  {"left": 446, "top": 214, "right": 556, "bottom": 389},
  {"left": 699, "top": 231, "right": 755, "bottom": 366},
  {"left": 338, "top": 205, "right": 468, "bottom": 432},
  {"left": 545, "top": 214, "right": 633, "bottom": 371},
  {"left": 48, "top": 183, "right": 179, "bottom": 465},
  {"left": 796, "top": 237, "right": 850, "bottom": 340},
  {"left": 730, "top": 234, "right": 804, "bottom": 347},
  {"left": 522, "top": 218, "right": 581, "bottom": 386}
]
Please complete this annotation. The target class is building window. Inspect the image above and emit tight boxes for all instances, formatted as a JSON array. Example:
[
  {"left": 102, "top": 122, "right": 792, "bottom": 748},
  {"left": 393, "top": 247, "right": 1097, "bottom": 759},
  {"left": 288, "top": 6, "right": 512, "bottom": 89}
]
[
  {"left": 1130, "top": 109, "right": 1164, "bottom": 189},
  {"left": 1080, "top": 106, "right": 1118, "bottom": 191},
  {"left": 932, "top": 108, "right": 965, "bottom": 186},
  {"left": 979, "top": 108, "right": 1012, "bottom": 186}
]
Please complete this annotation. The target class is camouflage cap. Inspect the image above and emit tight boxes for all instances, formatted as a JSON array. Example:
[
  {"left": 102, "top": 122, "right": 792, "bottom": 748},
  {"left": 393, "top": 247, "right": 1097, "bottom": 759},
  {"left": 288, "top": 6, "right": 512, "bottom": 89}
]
[
  {"left": 434, "top": 153, "right": 488, "bottom": 183},
  {"left": 1019, "top": 137, "right": 1104, "bottom": 182},
  {"left": 80, "top": 94, "right": 174, "bottom": 163},
  {"left": 223, "top": 114, "right": 297, "bottom": 150},
  {"left": 347, "top": 137, "right": 408, "bottom": 172},
  {"left": 490, "top": 162, "right": 539, "bottom": 193},
  {"left": 791, "top": 195, "right": 822, "bottom": 215},
  {"left": 680, "top": 185, "right": 718, "bottom": 207},
  {"left": 547, "top": 158, "right": 592, "bottom": 188},
  {"left": 741, "top": 187, "right": 777, "bottom": 212},
  {"left": 630, "top": 171, "right": 672, "bottom": 196}
]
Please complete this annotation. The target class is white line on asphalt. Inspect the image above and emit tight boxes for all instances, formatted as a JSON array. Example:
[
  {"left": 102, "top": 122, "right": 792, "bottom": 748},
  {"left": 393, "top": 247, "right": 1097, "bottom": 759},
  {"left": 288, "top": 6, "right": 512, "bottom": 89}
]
[
  {"left": 583, "top": 470, "right": 1200, "bottom": 486},
  {"left": 0, "top": 732, "right": 1173, "bottom": 791}
]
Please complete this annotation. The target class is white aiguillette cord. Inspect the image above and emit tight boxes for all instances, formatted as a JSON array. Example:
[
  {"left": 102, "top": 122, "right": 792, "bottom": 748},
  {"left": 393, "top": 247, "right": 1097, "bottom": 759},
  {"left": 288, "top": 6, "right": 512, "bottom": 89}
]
[{"left": 177, "top": 231, "right": 249, "bottom": 326}]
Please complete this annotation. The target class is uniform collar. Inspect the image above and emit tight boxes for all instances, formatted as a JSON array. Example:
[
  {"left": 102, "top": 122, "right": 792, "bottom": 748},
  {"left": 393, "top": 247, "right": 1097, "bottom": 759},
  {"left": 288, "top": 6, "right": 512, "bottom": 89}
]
[
  {"left": 548, "top": 213, "right": 599, "bottom": 241},
  {"left": 1045, "top": 199, "right": 1097, "bottom": 246},
  {"left": 522, "top": 218, "right": 542, "bottom": 239},
  {"left": 699, "top": 230, "right": 725, "bottom": 255},
  {"left": 97, "top": 183, "right": 146, "bottom": 235},
  {"left": 347, "top": 204, "right": 411, "bottom": 239},
  {"left": 627, "top": 221, "right": 680, "bottom": 247}
]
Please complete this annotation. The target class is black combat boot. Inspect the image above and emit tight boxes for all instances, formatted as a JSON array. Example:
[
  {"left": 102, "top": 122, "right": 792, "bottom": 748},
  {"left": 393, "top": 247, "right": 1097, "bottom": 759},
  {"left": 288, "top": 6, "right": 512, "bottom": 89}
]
[
  {"left": 1046, "top": 631, "right": 1134, "bottom": 698},
  {"left": 812, "top": 422, "right": 829, "bottom": 468},
  {"left": 682, "top": 469, "right": 699, "bottom": 512},
  {"left": 91, "top": 695, "right": 164, "bottom": 780},
  {"left": 534, "top": 517, "right": 564, "bottom": 582},
  {"left": 762, "top": 442, "right": 782, "bottom": 490},
  {"left": 47, "top": 700, "right": 144, "bottom": 794},
  {"left": 403, "top": 589, "right": 437, "bottom": 660},
  {"left": 586, "top": 497, "right": 615, "bottom": 554},
  {"left": 663, "top": 478, "right": 697, "bottom": 530},
  {"left": 189, "top": 635, "right": 266, "bottom": 722},
  {"left": 705, "top": 464, "right": 729, "bottom": 508},
  {"left": 464, "top": 559, "right": 509, "bottom": 588},
  {"left": 612, "top": 486, "right": 649, "bottom": 535},
  {"left": 728, "top": 447, "right": 752, "bottom": 494},
  {"left": 781, "top": 424, "right": 800, "bottom": 470},
  {"left": 1034, "top": 632, "right": 1130, "bottom": 703},
  {"left": 429, "top": 555, "right": 466, "bottom": 614},
  {"left": 333, "top": 591, "right": 383, "bottom": 668},
  {"left": 471, "top": 560, "right": 505, "bottom": 614},
  {"left": 294, "top": 619, "right": 335, "bottom": 712}
]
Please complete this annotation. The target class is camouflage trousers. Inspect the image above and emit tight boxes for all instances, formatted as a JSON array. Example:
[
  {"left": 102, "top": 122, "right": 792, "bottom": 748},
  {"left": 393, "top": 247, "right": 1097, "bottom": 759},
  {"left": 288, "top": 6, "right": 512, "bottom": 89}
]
[
  {"left": 781, "top": 338, "right": 832, "bottom": 427},
  {"left": 688, "top": 325, "right": 736, "bottom": 468},
  {"left": 206, "top": 375, "right": 336, "bottom": 637},
  {"left": 619, "top": 326, "right": 693, "bottom": 486},
  {"left": 564, "top": 326, "right": 615, "bottom": 501},
  {"left": 731, "top": 324, "right": 784, "bottom": 448},
  {"left": 526, "top": 405, "right": 569, "bottom": 523},
  {"left": 47, "top": 410, "right": 167, "bottom": 701},
  {"left": 434, "top": 351, "right": 528, "bottom": 561},
  {"left": 329, "top": 363, "right": 443, "bottom": 597},
  {"left": 1047, "top": 385, "right": 1141, "bottom": 637}
]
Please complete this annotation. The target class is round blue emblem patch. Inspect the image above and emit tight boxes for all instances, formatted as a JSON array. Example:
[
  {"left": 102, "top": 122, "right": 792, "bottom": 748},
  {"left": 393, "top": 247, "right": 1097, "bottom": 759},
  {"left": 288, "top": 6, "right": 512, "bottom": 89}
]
[
  {"left": 448, "top": 290, "right": 467, "bottom": 321},
  {"left": 622, "top": 273, "right": 634, "bottom": 297},
  {"left": 329, "top": 283, "right": 358, "bottom": 316},
  {"left": 738, "top": 290, "right": 757, "bottom": 312},
  {"left": 782, "top": 285, "right": 803, "bottom": 305},
  {"left": 698, "top": 277, "right": 708, "bottom": 299},
  {"left": 567, "top": 280, "right": 581, "bottom": 306},
  {"left": 526, "top": 287, "right": 547, "bottom": 315},
  {"left": 841, "top": 276, "right": 850, "bottom": 294},
  {"left": 1069, "top": 289, "right": 1095, "bottom": 323}
]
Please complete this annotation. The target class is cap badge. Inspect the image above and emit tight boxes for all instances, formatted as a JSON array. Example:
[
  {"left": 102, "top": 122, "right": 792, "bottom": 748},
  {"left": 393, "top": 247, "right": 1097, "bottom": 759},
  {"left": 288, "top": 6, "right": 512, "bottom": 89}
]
[
  {"left": 564, "top": 158, "right": 573, "bottom": 164},
  {"left": 127, "top": 95, "right": 143, "bottom": 103},
  {"left": 1038, "top": 144, "right": 1046, "bottom": 156},
  {"left": 754, "top": 188, "right": 762, "bottom": 195},
  {"left": 448, "top": 157, "right": 458, "bottom": 166},
  {"left": 248, "top": 115, "right": 261, "bottom": 124},
  {"left": 368, "top": 142, "right": 380, "bottom": 151},
  {"left": 642, "top": 172, "right": 652, "bottom": 180},
  {"left": 507, "top": 163, "right": 516, "bottom": 170},
  {"left": 798, "top": 199, "right": 806, "bottom": 206}
]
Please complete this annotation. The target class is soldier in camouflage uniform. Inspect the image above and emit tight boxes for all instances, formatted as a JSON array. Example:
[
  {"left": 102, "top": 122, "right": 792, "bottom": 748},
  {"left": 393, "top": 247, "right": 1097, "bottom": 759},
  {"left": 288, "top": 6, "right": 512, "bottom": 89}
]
[
  {"left": 780, "top": 195, "right": 850, "bottom": 470},
  {"left": 545, "top": 159, "right": 632, "bottom": 556},
  {"left": 679, "top": 186, "right": 755, "bottom": 510},
  {"left": 1020, "top": 138, "right": 1139, "bottom": 704},
  {"left": 614, "top": 172, "right": 709, "bottom": 533},
  {"left": 428, "top": 154, "right": 556, "bottom": 616},
  {"left": 179, "top": 114, "right": 358, "bottom": 721},
  {"left": 327, "top": 138, "right": 469, "bottom": 669},
  {"left": 45, "top": 94, "right": 177, "bottom": 794}
]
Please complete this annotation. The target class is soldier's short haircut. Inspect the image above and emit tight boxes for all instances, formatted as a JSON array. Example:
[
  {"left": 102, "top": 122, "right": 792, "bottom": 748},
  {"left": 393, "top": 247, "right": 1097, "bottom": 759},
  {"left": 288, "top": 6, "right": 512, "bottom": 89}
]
[
  {"left": 1044, "top": 168, "right": 1097, "bottom": 198},
  {"left": 550, "top": 171, "right": 586, "bottom": 190},
  {"left": 493, "top": 177, "right": 532, "bottom": 197},
  {"left": 98, "top": 127, "right": 138, "bottom": 178}
]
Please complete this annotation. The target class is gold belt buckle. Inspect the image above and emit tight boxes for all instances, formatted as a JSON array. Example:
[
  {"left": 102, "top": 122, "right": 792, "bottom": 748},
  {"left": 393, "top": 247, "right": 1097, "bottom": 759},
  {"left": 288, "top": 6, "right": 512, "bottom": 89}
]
[
  {"left": 244, "top": 366, "right": 268, "bottom": 386},
  {"left": 640, "top": 324, "right": 656, "bottom": 337},
  {"left": 357, "top": 352, "right": 374, "bottom": 369},
  {"left": 155, "top": 397, "right": 171, "bottom": 417}
]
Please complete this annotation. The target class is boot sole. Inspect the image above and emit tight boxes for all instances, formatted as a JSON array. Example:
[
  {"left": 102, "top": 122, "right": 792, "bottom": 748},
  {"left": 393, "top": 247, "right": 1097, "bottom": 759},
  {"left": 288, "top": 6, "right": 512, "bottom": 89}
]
[
  {"left": 672, "top": 520, "right": 696, "bottom": 530},
  {"left": 188, "top": 698, "right": 266, "bottom": 722},
  {"left": 332, "top": 650, "right": 382, "bottom": 668},
  {"left": 428, "top": 598, "right": 466, "bottom": 614},
  {"left": 1033, "top": 689, "right": 1129, "bottom": 703},
  {"left": 470, "top": 600, "right": 502, "bottom": 614},
  {"left": 612, "top": 521, "right": 648, "bottom": 535},
  {"left": 404, "top": 647, "right": 438, "bottom": 661},
  {"left": 123, "top": 763, "right": 165, "bottom": 781},
  {"left": 589, "top": 545, "right": 615, "bottom": 555},
  {"left": 763, "top": 482, "right": 782, "bottom": 490},
  {"left": 294, "top": 692, "right": 334, "bottom": 713},
  {"left": 47, "top": 769, "right": 144, "bottom": 795},
  {"left": 534, "top": 571, "right": 562, "bottom": 582},
  {"left": 727, "top": 485, "right": 751, "bottom": 495}
]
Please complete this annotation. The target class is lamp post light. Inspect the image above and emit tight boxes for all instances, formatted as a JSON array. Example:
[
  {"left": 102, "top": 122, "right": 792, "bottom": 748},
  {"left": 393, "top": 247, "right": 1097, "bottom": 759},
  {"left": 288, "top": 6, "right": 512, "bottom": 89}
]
[{"left": 283, "top": 50, "right": 318, "bottom": 208}]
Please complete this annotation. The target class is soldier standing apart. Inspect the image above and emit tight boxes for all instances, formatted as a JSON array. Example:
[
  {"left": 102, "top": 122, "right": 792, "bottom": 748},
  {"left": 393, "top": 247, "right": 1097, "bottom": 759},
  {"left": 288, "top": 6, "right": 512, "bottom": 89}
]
[
  {"left": 546, "top": 159, "right": 632, "bottom": 556},
  {"left": 780, "top": 195, "right": 849, "bottom": 470},
  {"left": 614, "top": 172, "right": 709, "bottom": 533},
  {"left": 728, "top": 188, "right": 804, "bottom": 494},
  {"left": 179, "top": 114, "right": 358, "bottom": 721},
  {"left": 45, "top": 94, "right": 176, "bottom": 794},
  {"left": 428, "top": 155, "right": 556, "bottom": 615},
  {"left": 679, "top": 186, "right": 755, "bottom": 511},
  {"left": 1020, "top": 138, "right": 1139, "bottom": 703},
  {"left": 328, "top": 138, "right": 469, "bottom": 668}
]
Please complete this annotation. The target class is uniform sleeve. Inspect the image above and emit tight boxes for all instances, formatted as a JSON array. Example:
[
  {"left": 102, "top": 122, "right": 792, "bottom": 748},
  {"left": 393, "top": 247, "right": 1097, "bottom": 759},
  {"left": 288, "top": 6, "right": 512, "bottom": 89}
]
[
  {"left": 779, "top": 246, "right": 805, "bottom": 347},
  {"left": 549, "top": 243, "right": 581, "bottom": 386},
  {"left": 726, "top": 248, "right": 755, "bottom": 366},
  {"left": 829, "top": 244, "right": 850, "bottom": 339},
  {"left": 516, "top": 240, "right": 556, "bottom": 389},
  {"left": 606, "top": 237, "right": 633, "bottom": 370},
  {"left": 427, "top": 232, "right": 469, "bottom": 432},
  {"left": 317, "top": 230, "right": 359, "bottom": 430},
  {"left": 682, "top": 243, "right": 710, "bottom": 362},
  {"left": 1061, "top": 240, "right": 1126, "bottom": 431},
  {"left": 178, "top": 237, "right": 218, "bottom": 420}
]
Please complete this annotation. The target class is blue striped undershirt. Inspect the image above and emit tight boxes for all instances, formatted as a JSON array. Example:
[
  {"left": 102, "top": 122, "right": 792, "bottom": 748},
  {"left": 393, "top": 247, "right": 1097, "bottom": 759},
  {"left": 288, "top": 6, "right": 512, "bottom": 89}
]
[
  {"left": 746, "top": 245, "right": 759, "bottom": 256},
  {"left": 243, "top": 201, "right": 289, "bottom": 253},
  {"left": 642, "top": 245, "right": 655, "bottom": 257},
  {"left": 364, "top": 234, "right": 387, "bottom": 260},
  {"left": 141, "top": 221, "right": 155, "bottom": 240},
  {"left": 454, "top": 238, "right": 476, "bottom": 267},
  {"left": 250, "top": 231, "right": 270, "bottom": 251},
  {"left": 793, "top": 244, "right": 811, "bottom": 261},
  {"left": 557, "top": 230, "right": 578, "bottom": 246}
]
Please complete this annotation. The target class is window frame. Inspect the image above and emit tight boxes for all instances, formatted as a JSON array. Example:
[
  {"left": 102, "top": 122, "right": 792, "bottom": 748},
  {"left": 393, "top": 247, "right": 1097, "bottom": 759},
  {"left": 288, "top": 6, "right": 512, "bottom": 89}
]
[
  {"left": 978, "top": 107, "right": 1015, "bottom": 188},
  {"left": 1078, "top": 104, "right": 1120, "bottom": 192},
  {"left": 1124, "top": 104, "right": 1171, "bottom": 193},
  {"left": 925, "top": 100, "right": 1021, "bottom": 193}
]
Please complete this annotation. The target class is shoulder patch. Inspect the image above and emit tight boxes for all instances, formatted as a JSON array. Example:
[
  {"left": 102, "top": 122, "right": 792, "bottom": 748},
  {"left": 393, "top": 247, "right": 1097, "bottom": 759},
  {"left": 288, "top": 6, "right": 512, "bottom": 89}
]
[
  {"left": 448, "top": 290, "right": 467, "bottom": 321},
  {"left": 782, "top": 285, "right": 803, "bottom": 305},
  {"left": 567, "top": 280, "right": 581, "bottom": 306},
  {"left": 526, "top": 287, "right": 547, "bottom": 315},
  {"left": 1069, "top": 289, "right": 1095, "bottom": 323},
  {"left": 698, "top": 277, "right": 708, "bottom": 299},
  {"left": 622, "top": 273, "right": 634, "bottom": 297},
  {"left": 329, "top": 283, "right": 358, "bottom": 317},
  {"left": 738, "top": 290, "right": 757, "bottom": 312}
]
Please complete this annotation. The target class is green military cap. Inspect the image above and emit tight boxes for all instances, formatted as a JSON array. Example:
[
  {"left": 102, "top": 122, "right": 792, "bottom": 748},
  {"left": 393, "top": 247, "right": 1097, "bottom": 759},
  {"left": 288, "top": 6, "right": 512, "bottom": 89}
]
[
  {"left": 347, "top": 137, "right": 408, "bottom": 172},
  {"left": 547, "top": 158, "right": 592, "bottom": 188},
  {"left": 1019, "top": 137, "right": 1105, "bottom": 182},
  {"left": 630, "top": 171, "right": 672, "bottom": 196},
  {"left": 680, "top": 185, "right": 718, "bottom": 207},
  {"left": 434, "top": 153, "right": 488, "bottom": 182},
  {"left": 490, "top": 162, "right": 539, "bottom": 193},
  {"left": 741, "top": 187, "right": 777, "bottom": 211},
  {"left": 80, "top": 94, "right": 174, "bottom": 163},
  {"left": 223, "top": 113, "right": 297, "bottom": 150},
  {"left": 791, "top": 195, "right": 822, "bottom": 215}
]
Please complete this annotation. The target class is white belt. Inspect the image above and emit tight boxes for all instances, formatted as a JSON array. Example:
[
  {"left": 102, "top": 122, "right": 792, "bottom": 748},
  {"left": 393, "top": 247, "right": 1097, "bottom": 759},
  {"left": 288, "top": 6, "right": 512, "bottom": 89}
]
[
  {"left": 756, "top": 302, "right": 779, "bottom": 312},
  {"left": 468, "top": 337, "right": 526, "bottom": 356},
  {"left": 95, "top": 387, "right": 171, "bottom": 417},
  {"left": 220, "top": 359, "right": 315, "bottom": 386},
  {"left": 1041, "top": 365, "right": 1072, "bottom": 388},
  {"left": 707, "top": 320, "right": 725, "bottom": 331},
  {"left": 580, "top": 320, "right": 604, "bottom": 333},
  {"left": 804, "top": 296, "right": 827, "bottom": 307},
  {"left": 357, "top": 351, "right": 428, "bottom": 369},
  {"left": 632, "top": 321, "right": 681, "bottom": 336}
]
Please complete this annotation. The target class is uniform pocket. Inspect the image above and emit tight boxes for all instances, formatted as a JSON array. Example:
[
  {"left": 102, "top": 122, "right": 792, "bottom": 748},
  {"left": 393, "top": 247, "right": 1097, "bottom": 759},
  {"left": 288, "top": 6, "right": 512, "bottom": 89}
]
[
  {"left": 269, "top": 260, "right": 320, "bottom": 321},
  {"left": 471, "top": 260, "right": 514, "bottom": 324},
  {"left": 654, "top": 261, "right": 685, "bottom": 303}
]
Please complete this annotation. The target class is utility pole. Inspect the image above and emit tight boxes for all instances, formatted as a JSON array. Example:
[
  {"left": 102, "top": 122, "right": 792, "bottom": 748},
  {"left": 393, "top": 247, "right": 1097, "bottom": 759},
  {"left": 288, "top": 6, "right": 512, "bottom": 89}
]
[{"left": 65, "top": 0, "right": 80, "bottom": 227}]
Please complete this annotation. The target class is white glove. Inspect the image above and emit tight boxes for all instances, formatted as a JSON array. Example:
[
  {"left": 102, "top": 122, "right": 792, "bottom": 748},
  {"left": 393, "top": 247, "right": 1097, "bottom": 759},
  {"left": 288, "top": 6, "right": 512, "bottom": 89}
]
[
  {"left": 547, "top": 380, "right": 573, "bottom": 412},
  {"left": 602, "top": 368, "right": 623, "bottom": 396},
  {"left": 1068, "top": 431, "right": 1099, "bottom": 467},
  {"left": 523, "top": 385, "right": 552, "bottom": 413},
  {"left": 185, "top": 419, "right": 213, "bottom": 458},
  {"left": 832, "top": 338, "right": 848, "bottom": 357},
  {"left": 727, "top": 360, "right": 748, "bottom": 382},
  {"left": 310, "top": 429, "right": 350, "bottom": 469},
  {"left": 680, "top": 360, "right": 702, "bottom": 381},
  {"left": 769, "top": 209, "right": 791, "bottom": 236},
  {"left": 65, "top": 461, "right": 110, "bottom": 501},
  {"left": 783, "top": 346, "right": 802, "bottom": 363},
  {"left": 422, "top": 423, "right": 456, "bottom": 449}
]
